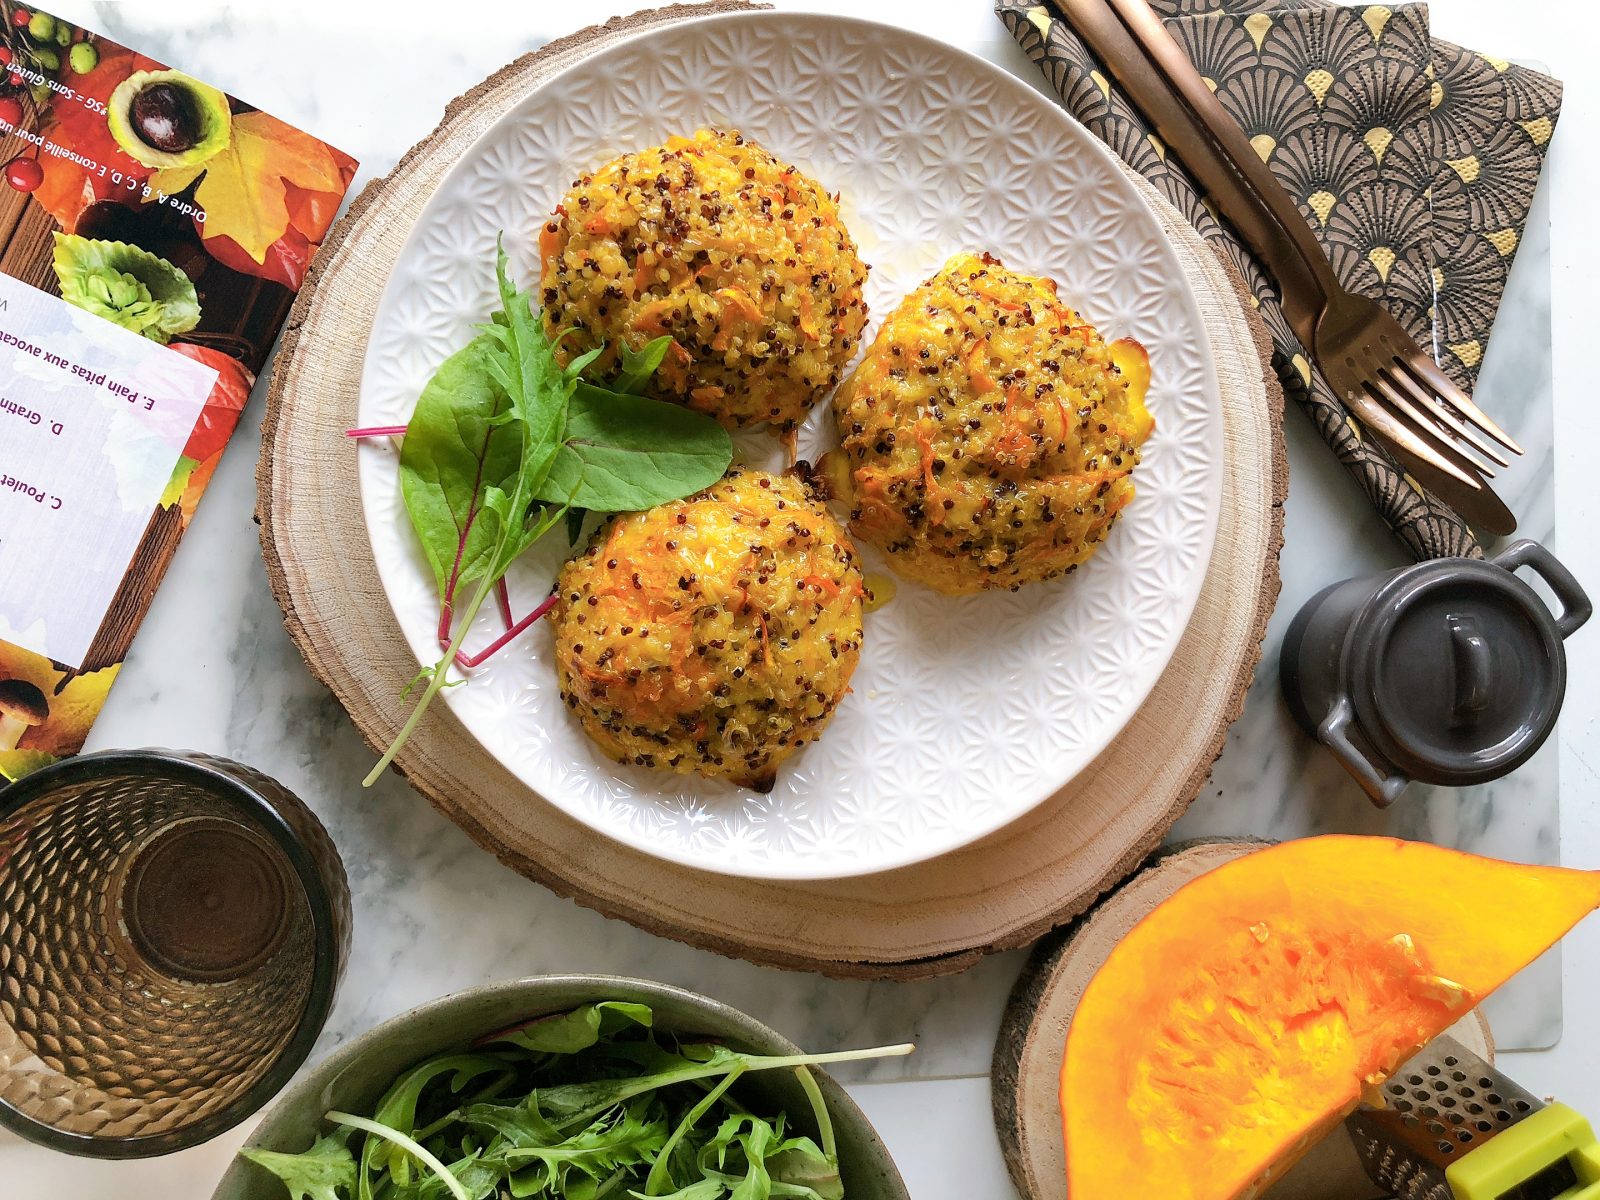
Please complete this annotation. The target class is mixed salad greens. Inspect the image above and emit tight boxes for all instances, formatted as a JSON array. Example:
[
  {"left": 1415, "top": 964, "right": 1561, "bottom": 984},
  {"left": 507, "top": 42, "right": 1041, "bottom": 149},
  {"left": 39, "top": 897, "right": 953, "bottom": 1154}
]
[
  {"left": 239, "top": 1000, "right": 912, "bottom": 1200},
  {"left": 356, "top": 241, "right": 734, "bottom": 786}
]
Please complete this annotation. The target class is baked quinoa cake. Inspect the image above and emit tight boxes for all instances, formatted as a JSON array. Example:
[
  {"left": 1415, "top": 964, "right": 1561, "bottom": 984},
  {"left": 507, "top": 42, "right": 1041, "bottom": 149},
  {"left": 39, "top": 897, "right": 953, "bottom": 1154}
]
[
  {"left": 551, "top": 469, "right": 865, "bottom": 791},
  {"left": 830, "top": 252, "right": 1154, "bottom": 595},
  {"left": 539, "top": 128, "right": 869, "bottom": 432}
]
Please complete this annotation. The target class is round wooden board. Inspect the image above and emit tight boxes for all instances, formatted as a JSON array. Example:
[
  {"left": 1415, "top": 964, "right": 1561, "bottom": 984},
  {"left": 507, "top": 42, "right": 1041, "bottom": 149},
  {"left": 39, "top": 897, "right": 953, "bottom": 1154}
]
[
  {"left": 257, "top": 2, "right": 1287, "bottom": 978},
  {"left": 992, "top": 840, "right": 1496, "bottom": 1200}
]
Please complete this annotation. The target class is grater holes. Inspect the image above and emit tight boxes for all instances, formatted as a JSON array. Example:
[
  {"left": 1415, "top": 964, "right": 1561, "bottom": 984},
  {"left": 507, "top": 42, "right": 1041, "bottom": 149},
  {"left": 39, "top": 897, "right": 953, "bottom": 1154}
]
[
  {"left": 1426, "top": 1065, "right": 1441, "bottom": 1076},
  {"left": 1426, "top": 1120, "right": 1446, "bottom": 1137},
  {"left": 1409, "top": 1074, "right": 1425, "bottom": 1086},
  {"left": 1476, "top": 1120, "right": 1493, "bottom": 1132},
  {"left": 1514, "top": 1100, "right": 1532, "bottom": 1114},
  {"left": 1487, "top": 1093, "right": 1503, "bottom": 1105},
  {"left": 1402, "top": 1114, "right": 1421, "bottom": 1129},
  {"left": 1451, "top": 1071, "right": 1467, "bottom": 1082},
  {"left": 1438, "top": 1096, "right": 1457, "bottom": 1109},
  {"left": 1394, "top": 1098, "right": 1413, "bottom": 1113},
  {"left": 1496, "top": 1110, "right": 1511, "bottom": 1122},
  {"left": 1479, "top": 1078, "right": 1494, "bottom": 1088},
  {"left": 1467, "top": 1101, "right": 1484, "bottom": 1114},
  {"left": 1432, "top": 1080, "right": 1449, "bottom": 1092},
  {"left": 1437, "top": 1140, "right": 1454, "bottom": 1154},
  {"left": 1388, "top": 1083, "right": 1406, "bottom": 1097},
  {"left": 1444, "top": 1056, "right": 1459, "bottom": 1067}
]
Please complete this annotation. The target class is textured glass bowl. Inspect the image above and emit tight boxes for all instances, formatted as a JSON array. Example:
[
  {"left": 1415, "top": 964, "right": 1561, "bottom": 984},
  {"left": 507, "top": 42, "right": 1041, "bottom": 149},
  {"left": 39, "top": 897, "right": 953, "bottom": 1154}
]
[{"left": 0, "top": 749, "right": 350, "bottom": 1157}]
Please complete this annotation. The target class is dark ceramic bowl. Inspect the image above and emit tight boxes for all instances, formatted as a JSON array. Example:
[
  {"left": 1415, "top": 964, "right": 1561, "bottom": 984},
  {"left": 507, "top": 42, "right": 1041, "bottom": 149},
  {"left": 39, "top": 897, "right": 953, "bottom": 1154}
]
[
  {"left": 0, "top": 749, "right": 350, "bottom": 1157},
  {"left": 213, "top": 975, "right": 910, "bottom": 1200}
]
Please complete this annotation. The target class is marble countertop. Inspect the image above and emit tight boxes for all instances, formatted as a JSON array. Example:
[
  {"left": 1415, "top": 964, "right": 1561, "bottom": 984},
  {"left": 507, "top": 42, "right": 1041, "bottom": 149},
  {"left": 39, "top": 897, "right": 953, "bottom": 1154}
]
[{"left": 6, "top": 1, "right": 1600, "bottom": 1196}]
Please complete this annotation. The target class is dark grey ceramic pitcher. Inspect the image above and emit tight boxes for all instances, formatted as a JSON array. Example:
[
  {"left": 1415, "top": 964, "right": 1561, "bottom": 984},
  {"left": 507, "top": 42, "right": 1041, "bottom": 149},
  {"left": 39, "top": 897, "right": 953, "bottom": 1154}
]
[{"left": 1280, "top": 540, "right": 1591, "bottom": 807}]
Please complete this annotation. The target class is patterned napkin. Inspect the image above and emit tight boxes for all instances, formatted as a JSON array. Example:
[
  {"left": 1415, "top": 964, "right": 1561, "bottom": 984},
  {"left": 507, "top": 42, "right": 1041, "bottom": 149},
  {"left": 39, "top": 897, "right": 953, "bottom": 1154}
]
[{"left": 996, "top": 0, "right": 1562, "bottom": 560}]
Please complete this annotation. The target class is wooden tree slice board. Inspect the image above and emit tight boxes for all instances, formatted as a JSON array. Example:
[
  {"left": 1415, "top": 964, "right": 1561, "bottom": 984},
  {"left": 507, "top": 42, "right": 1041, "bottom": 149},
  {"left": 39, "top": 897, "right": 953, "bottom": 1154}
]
[
  {"left": 992, "top": 840, "right": 1496, "bottom": 1200},
  {"left": 257, "top": 2, "right": 1287, "bottom": 978}
]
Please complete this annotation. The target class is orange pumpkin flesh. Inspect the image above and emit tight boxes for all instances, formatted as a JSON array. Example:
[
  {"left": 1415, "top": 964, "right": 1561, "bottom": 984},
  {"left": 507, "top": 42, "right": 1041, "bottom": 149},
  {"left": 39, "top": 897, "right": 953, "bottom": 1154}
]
[{"left": 1062, "top": 836, "right": 1600, "bottom": 1200}]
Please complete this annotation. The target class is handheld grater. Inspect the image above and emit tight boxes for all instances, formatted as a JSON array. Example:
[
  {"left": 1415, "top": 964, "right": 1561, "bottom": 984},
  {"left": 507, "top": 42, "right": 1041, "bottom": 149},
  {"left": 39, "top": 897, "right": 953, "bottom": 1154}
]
[{"left": 1347, "top": 1036, "right": 1600, "bottom": 1200}]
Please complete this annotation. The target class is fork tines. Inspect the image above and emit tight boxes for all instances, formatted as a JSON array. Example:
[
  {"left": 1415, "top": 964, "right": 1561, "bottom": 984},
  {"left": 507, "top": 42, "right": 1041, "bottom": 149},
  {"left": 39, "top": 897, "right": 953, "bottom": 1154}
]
[{"left": 1365, "top": 353, "right": 1523, "bottom": 480}]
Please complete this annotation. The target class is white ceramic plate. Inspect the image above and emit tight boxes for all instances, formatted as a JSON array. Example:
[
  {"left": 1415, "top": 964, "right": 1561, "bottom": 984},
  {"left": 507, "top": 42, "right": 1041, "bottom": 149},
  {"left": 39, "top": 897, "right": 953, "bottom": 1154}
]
[{"left": 357, "top": 12, "right": 1223, "bottom": 880}]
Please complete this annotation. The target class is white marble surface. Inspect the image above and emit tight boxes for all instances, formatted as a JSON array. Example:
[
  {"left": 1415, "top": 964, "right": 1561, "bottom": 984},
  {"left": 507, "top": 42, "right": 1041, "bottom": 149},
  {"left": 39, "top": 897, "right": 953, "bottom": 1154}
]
[{"left": 4, "top": 1, "right": 1600, "bottom": 1197}]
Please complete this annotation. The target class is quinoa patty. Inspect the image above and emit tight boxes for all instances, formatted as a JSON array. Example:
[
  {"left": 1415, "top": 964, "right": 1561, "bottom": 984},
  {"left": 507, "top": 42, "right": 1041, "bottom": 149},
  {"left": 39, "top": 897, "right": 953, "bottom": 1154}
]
[
  {"left": 830, "top": 252, "right": 1154, "bottom": 595},
  {"left": 539, "top": 129, "right": 869, "bottom": 432},
  {"left": 551, "top": 469, "right": 864, "bottom": 791}
]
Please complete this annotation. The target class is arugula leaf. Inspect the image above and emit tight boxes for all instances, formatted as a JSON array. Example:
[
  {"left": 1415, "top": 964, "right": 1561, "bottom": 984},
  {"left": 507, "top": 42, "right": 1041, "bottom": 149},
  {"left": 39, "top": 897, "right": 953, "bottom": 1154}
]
[
  {"left": 503, "top": 1099, "right": 668, "bottom": 1196},
  {"left": 238, "top": 1002, "right": 912, "bottom": 1200},
  {"left": 366, "top": 1055, "right": 510, "bottom": 1188},
  {"left": 614, "top": 335, "right": 674, "bottom": 395},
  {"left": 239, "top": 1134, "right": 356, "bottom": 1200},
  {"left": 538, "top": 383, "right": 732, "bottom": 513},
  {"left": 645, "top": 1066, "right": 746, "bottom": 1196},
  {"left": 461, "top": 1096, "right": 564, "bottom": 1150},
  {"left": 390, "top": 1151, "right": 502, "bottom": 1200},
  {"left": 476, "top": 238, "right": 586, "bottom": 559},
  {"left": 633, "top": 1182, "right": 726, "bottom": 1200}
]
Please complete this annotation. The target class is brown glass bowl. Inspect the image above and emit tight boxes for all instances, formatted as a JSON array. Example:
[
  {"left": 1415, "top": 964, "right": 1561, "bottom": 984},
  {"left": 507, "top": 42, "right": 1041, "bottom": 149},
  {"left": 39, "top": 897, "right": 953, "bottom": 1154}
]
[{"left": 0, "top": 749, "right": 351, "bottom": 1157}]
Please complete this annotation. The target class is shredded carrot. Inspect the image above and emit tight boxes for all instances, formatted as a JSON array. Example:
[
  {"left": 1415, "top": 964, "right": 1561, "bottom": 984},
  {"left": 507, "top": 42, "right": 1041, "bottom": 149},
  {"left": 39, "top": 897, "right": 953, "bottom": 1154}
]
[
  {"left": 539, "top": 222, "right": 562, "bottom": 266},
  {"left": 691, "top": 385, "right": 726, "bottom": 408},
  {"left": 711, "top": 286, "right": 765, "bottom": 350},
  {"left": 971, "top": 277, "right": 1027, "bottom": 312},
  {"left": 802, "top": 574, "right": 840, "bottom": 597},
  {"left": 965, "top": 338, "right": 996, "bottom": 394},
  {"left": 717, "top": 287, "right": 764, "bottom": 323},
  {"left": 633, "top": 257, "right": 655, "bottom": 296},
  {"left": 633, "top": 300, "right": 674, "bottom": 338},
  {"left": 797, "top": 292, "right": 821, "bottom": 342}
]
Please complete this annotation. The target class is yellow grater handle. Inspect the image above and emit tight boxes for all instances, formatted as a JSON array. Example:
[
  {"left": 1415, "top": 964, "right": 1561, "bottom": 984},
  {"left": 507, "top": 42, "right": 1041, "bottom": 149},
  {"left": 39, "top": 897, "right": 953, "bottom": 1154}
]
[{"left": 1447, "top": 1103, "right": 1600, "bottom": 1200}]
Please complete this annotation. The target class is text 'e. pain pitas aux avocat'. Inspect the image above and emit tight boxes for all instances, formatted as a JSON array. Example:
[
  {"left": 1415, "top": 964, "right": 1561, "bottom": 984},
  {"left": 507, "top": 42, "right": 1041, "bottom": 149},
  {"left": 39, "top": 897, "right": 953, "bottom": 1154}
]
[{"left": 1060, "top": 836, "right": 1600, "bottom": 1200}]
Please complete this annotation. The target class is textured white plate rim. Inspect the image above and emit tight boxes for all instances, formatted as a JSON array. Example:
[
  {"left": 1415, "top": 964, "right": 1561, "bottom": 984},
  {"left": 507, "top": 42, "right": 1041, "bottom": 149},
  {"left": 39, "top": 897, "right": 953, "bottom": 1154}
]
[{"left": 355, "top": 10, "right": 1224, "bottom": 881}]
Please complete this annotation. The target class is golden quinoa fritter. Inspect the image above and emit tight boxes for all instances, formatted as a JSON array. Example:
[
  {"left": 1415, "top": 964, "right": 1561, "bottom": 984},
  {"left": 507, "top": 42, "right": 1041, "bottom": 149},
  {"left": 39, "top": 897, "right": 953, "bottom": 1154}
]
[
  {"left": 551, "top": 469, "right": 865, "bottom": 792},
  {"left": 830, "top": 252, "right": 1154, "bottom": 595},
  {"left": 539, "top": 129, "right": 869, "bottom": 431}
]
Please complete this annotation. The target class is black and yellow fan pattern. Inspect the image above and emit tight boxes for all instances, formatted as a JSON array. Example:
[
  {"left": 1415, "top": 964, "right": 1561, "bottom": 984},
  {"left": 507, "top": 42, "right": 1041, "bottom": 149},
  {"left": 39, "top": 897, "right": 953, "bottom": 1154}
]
[{"left": 998, "top": 0, "right": 1561, "bottom": 562}]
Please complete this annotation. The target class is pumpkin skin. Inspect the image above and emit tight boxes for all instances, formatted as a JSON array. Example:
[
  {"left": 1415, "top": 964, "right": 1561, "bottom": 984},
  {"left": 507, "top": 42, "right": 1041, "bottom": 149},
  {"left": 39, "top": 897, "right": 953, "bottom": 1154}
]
[{"left": 1061, "top": 836, "right": 1600, "bottom": 1200}]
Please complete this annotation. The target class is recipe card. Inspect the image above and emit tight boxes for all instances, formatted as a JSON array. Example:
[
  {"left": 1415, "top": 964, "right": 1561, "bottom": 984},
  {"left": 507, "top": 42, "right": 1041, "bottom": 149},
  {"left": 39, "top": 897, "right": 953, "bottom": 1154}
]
[{"left": 0, "top": 4, "right": 356, "bottom": 778}]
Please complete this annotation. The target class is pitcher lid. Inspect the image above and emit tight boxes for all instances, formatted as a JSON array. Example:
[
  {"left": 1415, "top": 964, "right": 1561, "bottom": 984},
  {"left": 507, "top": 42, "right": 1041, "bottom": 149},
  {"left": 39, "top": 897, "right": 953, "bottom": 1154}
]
[{"left": 1348, "top": 557, "right": 1566, "bottom": 786}]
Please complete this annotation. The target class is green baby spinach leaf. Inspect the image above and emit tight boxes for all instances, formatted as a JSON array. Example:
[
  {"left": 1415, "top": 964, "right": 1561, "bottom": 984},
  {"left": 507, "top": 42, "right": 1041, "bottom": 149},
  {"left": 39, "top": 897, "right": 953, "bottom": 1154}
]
[
  {"left": 489, "top": 1001, "right": 655, "bottom": 1056},
  {"left": 538, "top": 383, "right": 732, "bottom": 513},
  {"left": 398, "top": 334, "right": 519, "bottom": 599}
]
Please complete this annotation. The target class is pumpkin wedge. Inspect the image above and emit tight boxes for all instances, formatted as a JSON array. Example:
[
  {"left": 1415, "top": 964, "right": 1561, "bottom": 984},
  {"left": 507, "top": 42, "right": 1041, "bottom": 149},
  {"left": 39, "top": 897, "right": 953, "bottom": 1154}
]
[{"left": 1061, "top": 836, "right": 1600, "bottom": 1200}]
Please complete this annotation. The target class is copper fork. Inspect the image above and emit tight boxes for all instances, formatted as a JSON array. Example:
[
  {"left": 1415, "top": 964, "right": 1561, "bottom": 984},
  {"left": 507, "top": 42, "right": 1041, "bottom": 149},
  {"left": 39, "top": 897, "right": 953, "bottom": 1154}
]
[{"left": 1049, "top": 0, "right": 1522, "bottom": 533}]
